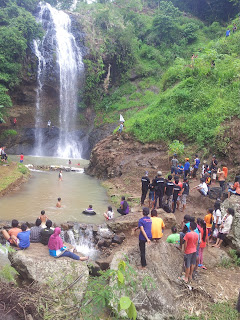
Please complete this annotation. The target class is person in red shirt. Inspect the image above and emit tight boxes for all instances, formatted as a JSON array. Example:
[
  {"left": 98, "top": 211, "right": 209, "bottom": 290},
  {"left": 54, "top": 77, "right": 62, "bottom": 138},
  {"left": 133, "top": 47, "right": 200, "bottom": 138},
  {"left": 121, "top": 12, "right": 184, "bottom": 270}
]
[
  {"left": 180, "top": 221, "right": 199, "bottom": 283},
  {"left": 197, "top": 218, "right": 207, "bottom": 269},
  {"left": 18, "top": 153, "right": 24, "bottom": 163},
  {"left": 1, "top": 219, "right": 21, "bottom": 246}
]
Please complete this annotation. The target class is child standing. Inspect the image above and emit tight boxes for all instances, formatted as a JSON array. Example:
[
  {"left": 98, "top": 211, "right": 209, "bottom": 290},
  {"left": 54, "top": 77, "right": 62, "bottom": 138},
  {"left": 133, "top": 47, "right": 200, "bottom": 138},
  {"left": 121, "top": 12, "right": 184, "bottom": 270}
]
[
  {"left": 197, "top": 219, "right": 207, "bottom": 269},
  {"left": 181, "top": 221, "right": 199, "bottom": 283},
  {"left": 204, "top": 208, "right": 213, "bottom": 240}
]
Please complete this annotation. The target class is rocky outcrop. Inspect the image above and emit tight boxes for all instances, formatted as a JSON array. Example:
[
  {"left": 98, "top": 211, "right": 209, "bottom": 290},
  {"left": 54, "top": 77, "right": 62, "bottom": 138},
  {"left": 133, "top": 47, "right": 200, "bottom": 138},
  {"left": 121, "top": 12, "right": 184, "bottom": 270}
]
[
  {"left": 221, "top": 195, "right": 240, "bottom": 250},
  {"left": 8, "top": 243, "right": 89, "bottom": 300},
  {"left": 86, "top": 132, "right": 168, "bottom": 179},
  {"left": 107, "top": 208, "right": 176, "bottom": 233}
]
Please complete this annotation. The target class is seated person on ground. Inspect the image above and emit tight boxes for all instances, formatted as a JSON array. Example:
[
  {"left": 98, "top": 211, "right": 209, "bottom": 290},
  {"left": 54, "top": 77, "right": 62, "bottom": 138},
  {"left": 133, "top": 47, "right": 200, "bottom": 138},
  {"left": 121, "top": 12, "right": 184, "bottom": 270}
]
[
  {"left": 17, "top": 224, "right": 31, "bottom": 250},
  {"left": 40, "top": 220, "right": 54, "bottom": 245},
  {"left": 104, "top": 206, "right": 114, "bottom": 220},
  {"left": 30, "top": 218, "right": 42, "bottom": 243},
  {"left": 1, "top": 219, "right": 21, "bottom": 247},
  {"left": 117, "top": 196, "right": 129, "bottom": 215},
  {"left": 151, "top": 209, "right": 165, "bottom": 240},
  {"left": 228, "top": 177, "right": 240, "bottom": 198},
  {"left": 177, "top": 163, "right": 184, "bottom": 175},
  {"left": 192, "top": 178, "right": 208, "bottom": 196},
  {"left": 48, "top": 227, "right": 88, "bottom": 261},
  {"left": 166, "top": 226, "right": 180, "bottom": 244},
  {"left": 39, "top": 210, "right": 49, "bottom": 228}
]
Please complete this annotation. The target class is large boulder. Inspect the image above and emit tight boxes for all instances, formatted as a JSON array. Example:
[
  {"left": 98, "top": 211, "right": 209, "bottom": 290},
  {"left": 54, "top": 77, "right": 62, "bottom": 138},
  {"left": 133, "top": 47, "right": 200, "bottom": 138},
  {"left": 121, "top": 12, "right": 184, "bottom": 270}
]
[
  {"left": 110, "top": 241, "right": 184, "bottom": 319},
  {"left": 221, "top": 196, "right": 240, "bottom": 250},
  {"left": 8, "top": 243, "right": 89, "bottom": 300}
]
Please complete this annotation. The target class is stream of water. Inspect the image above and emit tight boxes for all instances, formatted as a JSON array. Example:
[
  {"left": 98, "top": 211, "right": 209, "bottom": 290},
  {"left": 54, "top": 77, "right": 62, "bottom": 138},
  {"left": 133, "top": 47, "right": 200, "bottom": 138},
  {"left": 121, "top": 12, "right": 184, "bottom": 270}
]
[{"left": 0, "top": 156, "right": 111, "bottom": 224}]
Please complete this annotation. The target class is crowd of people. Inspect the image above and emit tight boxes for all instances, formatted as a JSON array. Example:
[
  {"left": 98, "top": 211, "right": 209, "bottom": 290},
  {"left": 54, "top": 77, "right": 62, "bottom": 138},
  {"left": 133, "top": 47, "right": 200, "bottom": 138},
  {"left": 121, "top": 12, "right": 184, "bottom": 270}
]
[
  {"left": 2, "top": 216, "right": 88, "bottom": 262},
  {"left": 134, "top": 204, "right": 235, "bottom": 280},
  {"left": 140, "top": 154, "right": 239, "bottom": 214}
]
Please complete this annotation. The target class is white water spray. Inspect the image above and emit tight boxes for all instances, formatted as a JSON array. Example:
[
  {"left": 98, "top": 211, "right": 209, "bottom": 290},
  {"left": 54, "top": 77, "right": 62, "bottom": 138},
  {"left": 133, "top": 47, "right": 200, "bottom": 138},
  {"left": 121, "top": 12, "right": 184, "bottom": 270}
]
[{"left": 34, "top": 2, "right": 84, "bottom": 158}]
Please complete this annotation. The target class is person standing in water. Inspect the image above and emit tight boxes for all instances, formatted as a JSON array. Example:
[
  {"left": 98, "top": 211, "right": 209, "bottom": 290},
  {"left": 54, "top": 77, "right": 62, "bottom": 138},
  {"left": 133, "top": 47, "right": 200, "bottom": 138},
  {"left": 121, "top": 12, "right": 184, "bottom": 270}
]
[
  {"left": 59, "top": 170, "right": 63, "bottom": 181},
  {"left": 56, "top": 198, "right": 62, "bottom": 208}
]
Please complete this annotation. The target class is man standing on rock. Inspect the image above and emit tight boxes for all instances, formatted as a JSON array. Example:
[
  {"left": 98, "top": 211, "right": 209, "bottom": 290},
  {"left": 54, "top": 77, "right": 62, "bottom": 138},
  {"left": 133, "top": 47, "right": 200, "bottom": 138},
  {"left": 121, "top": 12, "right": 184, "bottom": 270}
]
[
  {"left": 153, "top": 171, "right": 165, "bottom": 209},
  {"left": 141, "top": 171, "right": 150, "bottom": 206},
  {"left": 134, "top": 207, "right": 152, "bottom": 269}
]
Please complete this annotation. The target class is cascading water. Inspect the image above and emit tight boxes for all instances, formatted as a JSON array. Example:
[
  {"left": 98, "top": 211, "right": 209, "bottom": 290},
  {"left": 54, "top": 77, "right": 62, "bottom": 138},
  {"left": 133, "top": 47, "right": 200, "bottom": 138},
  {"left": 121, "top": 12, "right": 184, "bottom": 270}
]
[
  {"left": 33, "top": 2, "right": 84, "bottom": 158},
  {"left": 66, "top": 226, "right": 99, "bottom": 260}
]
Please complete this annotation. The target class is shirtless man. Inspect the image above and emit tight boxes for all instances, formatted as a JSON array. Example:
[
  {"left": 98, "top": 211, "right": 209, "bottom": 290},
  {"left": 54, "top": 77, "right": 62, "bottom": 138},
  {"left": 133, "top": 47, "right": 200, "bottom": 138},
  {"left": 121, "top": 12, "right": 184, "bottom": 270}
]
[{"left": 56, "top": 197, "right": 62, "bottom": 208}]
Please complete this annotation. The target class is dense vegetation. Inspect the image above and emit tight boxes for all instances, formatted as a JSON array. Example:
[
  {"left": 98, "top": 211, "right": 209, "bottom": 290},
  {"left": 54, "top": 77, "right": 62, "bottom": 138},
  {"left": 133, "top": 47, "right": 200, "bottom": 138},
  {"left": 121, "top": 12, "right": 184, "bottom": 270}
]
[
  {"left": 70, "top": 0, "right": 240, "bottom": 151},
  {"left": 1, "top": 0, "right": 240, "bottom": 152},
  {"left": 0, "top": 0, "right": 41, "bottom": 122}
]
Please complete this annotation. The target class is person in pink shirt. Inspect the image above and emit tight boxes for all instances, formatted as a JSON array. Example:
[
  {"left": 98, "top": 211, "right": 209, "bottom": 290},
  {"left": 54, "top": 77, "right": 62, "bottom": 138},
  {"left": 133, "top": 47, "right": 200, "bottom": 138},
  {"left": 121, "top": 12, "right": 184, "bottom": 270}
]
[{"left": 180, "top": 221, "right": 199, "bottom": 283}]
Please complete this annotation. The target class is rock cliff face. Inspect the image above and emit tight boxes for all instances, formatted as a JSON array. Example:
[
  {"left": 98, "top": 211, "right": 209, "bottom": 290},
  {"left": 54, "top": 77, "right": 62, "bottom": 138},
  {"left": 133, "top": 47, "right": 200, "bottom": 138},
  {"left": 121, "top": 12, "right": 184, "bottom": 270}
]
[
  {"left": 221, "top": 195, "right": 240, "bottom": 250},
  {"left": 8, "top": 243, "right": 89, "bottom": 300},
  {"left": 86, "top": 132, "right": 168, "bottom": 179}
]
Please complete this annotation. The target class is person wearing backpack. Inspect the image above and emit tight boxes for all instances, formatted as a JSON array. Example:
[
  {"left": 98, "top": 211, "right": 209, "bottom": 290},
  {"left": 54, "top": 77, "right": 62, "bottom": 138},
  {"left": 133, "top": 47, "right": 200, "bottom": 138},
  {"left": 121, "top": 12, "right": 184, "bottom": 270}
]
[{"left": 117, "top": 196, "right": 129, "bottom": 215}]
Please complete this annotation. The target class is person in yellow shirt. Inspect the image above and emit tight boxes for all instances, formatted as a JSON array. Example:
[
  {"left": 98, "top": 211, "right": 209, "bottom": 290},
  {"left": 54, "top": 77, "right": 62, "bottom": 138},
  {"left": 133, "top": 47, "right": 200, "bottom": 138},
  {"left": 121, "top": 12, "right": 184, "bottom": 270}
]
[
  {"left": 204, "top": 208, "right": 213, "bottom": 243},
  {"left": 151, "top": 209, "right": 165, "bottom": 240}
]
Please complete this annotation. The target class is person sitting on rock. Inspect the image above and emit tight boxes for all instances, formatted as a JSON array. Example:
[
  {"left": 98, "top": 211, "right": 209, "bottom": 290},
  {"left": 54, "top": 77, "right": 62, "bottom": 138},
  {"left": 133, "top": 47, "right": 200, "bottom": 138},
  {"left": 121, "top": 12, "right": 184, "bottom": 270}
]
[
  {"left": 150, "top": 209, "right": 165, "bottom": 241},
  {"left": 104, "top": 206, "right": 114, "bottom": 220},
  {"left": 38, "top": 210, "right": 49, "bottom": 228},
  {"left": 30, "top": 219, "right": 42, "bottom": 243},
  {"left": 56, "top": 197, "right": 62, "bottom": 208},
  {"left": 192, "top": 178, "right": 208, "bottom": 196},
  {"left": 1, "top": 219, "right": 21, "bottom": 247},
  {"left": 17, "top": 224, "right": 31, "bottom": 250},
  {"left": 117, "top": 196, "right": 129, "bottom": 215},
  {"left": 166, "top": 226, "right": 180, "bottom": 244},
  {"left": 40, "top": 220, "right": 54, "bottom": 245},
  {"left": 228, "top": 177, "right": 240, "bottom": 198},
  {"left": 48, "top": 227, "right": 88, "bottom": 261},
  {"left": 212, "top": 208, "right": 234, "bottom": 249}
]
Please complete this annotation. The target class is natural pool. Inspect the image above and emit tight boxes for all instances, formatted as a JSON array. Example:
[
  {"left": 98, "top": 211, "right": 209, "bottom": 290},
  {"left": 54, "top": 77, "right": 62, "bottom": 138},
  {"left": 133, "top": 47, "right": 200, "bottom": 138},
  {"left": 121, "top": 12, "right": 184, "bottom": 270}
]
[{"left": 0, "top": 156, "right": 112, "bottom": 224}]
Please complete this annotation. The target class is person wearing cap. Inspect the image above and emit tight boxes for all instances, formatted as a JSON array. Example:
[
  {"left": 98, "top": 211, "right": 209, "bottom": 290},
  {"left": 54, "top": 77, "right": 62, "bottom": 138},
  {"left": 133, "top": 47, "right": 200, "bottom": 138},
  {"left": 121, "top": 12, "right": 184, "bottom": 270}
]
[
  {"left": 153, "top": 171, "right": 165, "bottom": 209},
  {"left": 141, "top": 171, "right": 150, "bottom": 206},
  {"left": 192, "top": 154, "right": 200, "bottom": 179},
  {"left": 134, "top": 207, "right": 152, "bottom": 268},
  {"left": 184, "top": 158, "right": 190, "bottom": 179}
]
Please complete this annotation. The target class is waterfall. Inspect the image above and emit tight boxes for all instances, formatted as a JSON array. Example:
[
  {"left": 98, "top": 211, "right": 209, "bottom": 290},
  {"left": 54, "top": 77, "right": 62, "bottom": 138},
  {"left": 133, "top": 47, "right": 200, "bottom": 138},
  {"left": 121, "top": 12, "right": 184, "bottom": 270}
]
[
  {"left": 66, "top": 227, "right": 99, "bottom": 260},
  {"left": 33, "top": 2, "right": 84, "bottom": 158}
]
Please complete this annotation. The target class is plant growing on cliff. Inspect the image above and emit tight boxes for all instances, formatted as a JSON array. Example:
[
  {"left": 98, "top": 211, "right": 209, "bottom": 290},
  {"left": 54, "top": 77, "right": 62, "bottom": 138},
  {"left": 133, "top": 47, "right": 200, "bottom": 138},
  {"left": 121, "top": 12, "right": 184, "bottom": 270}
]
[{"left": 80, "top": 259, "right": 143, "bottom": 319}]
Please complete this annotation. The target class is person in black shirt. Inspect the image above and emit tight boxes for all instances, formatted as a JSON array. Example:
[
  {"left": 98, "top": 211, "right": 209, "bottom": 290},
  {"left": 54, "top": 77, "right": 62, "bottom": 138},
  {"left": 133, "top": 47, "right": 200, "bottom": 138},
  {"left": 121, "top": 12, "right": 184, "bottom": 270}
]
[
  {"left": 141, "top": 172, "right": 150, "bottom": 206},
  {"left": 40, "top": 220, "right": 54, "bottom": 245},
  {"left": 153, "top": 171, "right": 165, "bottom": 209},
  {"left": 210, "top": 155, "right": 218, "bottom": 183},
  {"left": 148, "top": 180, "right": 155, "bottom": 208},
  {"left": 181, "top": 178, "right": 189, "bottom": 212},
  {"left": 172, "top": 177, "right": 182, "bottom": 213},
  {"left": 164, "top": 175, "right": 174, "bottom": 209}
]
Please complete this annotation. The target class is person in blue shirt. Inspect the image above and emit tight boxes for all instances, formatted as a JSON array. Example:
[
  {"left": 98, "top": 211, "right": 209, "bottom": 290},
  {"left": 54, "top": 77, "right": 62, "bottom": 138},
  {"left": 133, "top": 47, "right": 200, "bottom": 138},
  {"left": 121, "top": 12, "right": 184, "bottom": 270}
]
[
  {"left": 226, "top": 29, "right": 230, "bottom": 37},
  {"left": 177, "top": 163, "right": 184, "bottom": 175},
  {"left": 134, "top": 207, "right": 152, "bottom": 268},
  {"left": 184, "top": 158, "right": 190, "bottom": 179},
  {"left": 192, "top": 154, "right": 200, "bottom": 179},
  {"left": 17, "top": 224, "right": 31, "bottom": 250}
]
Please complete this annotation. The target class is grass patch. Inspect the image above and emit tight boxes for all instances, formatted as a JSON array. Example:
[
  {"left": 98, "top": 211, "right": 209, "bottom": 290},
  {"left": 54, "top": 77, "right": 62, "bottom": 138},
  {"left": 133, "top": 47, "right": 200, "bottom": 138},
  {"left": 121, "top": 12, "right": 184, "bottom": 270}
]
[
  {"left": 0, "top": 161, "right": 29, "bottom": 193},
  {"left": 185, "top": 301, "right": 239, "bottom": 320}
]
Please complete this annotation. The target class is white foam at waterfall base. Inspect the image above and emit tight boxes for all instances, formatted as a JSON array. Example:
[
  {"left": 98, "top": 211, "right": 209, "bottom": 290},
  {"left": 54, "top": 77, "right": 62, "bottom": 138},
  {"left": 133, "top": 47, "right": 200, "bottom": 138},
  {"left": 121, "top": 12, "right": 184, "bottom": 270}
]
[{"left": 67, "top": 229, "right": 99, "bottom": 260}]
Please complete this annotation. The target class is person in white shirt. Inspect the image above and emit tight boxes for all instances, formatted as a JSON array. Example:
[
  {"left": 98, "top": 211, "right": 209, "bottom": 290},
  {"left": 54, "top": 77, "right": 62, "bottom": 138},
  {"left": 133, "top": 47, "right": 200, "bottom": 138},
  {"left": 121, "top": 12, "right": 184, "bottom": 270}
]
[
  {"left": 103, "top": 206, "right": 114, "bottom": 220},
  {"left": 193, "top": 178, "right": 208, "bottom": 196},
  {"left": 213, "top": 208, "right": 234, "bottom": 248}
]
